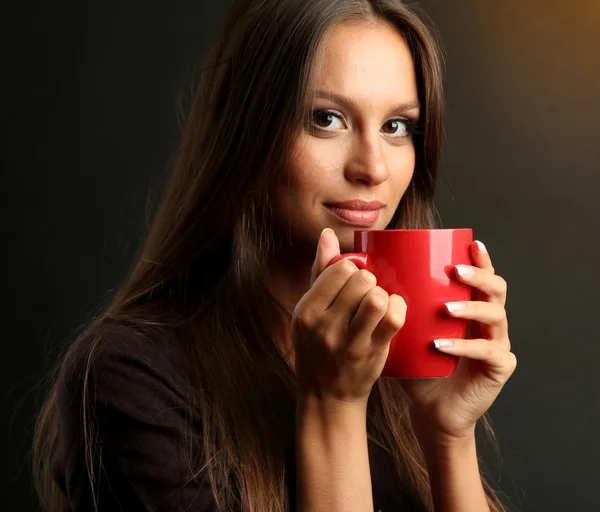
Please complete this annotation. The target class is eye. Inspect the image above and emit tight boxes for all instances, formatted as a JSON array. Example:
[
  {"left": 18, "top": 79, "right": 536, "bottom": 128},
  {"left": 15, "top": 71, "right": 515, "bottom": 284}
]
[
  {"left": 311, "top": 109, "right": 346, "bottom": 131},
  {"left": 381, "top": 117, "right": 416, "bottom": 138}
]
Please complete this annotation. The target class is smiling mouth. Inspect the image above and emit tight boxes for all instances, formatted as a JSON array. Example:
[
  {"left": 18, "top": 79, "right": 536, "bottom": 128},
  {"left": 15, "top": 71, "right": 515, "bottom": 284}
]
[{"left": 324, "top": 205, "right": 382, "bottom": 227}]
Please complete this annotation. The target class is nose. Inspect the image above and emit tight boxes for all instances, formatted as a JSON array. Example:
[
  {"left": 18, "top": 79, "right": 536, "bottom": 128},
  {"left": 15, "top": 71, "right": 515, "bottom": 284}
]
[{"left": 343, "top": 131, "right": 389, "bottom": 186}]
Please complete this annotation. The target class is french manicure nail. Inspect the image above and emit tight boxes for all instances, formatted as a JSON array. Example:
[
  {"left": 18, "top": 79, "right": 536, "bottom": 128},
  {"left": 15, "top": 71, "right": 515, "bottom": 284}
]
[
  {"left": 475, "top": 240, "right": 487, "bottom": 253},
  {"left": 434, "top": 339, "right": 454, "bottom": 348},
  {"left": 456, "top": 265, "right": 475, "bottom": 278},
  {"left": 445, "top": 302, "right": 466, "bottom": 313}
]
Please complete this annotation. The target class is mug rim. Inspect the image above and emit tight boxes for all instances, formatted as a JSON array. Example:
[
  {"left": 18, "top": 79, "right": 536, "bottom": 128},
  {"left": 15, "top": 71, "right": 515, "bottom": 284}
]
[{"left": 354, "top": 228, "right": 472, "bottom": 233}]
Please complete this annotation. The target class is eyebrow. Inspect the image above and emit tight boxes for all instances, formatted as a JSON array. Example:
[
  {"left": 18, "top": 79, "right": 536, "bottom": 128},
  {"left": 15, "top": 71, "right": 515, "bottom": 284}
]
[{"left": 314, "top": 90, "right": 421, "bottom": 114}]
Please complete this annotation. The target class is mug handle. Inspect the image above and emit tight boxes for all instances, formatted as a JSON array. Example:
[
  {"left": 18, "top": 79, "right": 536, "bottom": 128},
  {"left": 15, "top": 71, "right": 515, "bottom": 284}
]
[{"left": 327, "top": 253, "right": 370, "bottom": 270}]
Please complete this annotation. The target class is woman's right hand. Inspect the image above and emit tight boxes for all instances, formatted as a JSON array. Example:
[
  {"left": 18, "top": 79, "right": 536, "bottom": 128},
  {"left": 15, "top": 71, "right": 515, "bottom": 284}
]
[{"left": 291, "top": 228, "right": 407, "bottom": 406}]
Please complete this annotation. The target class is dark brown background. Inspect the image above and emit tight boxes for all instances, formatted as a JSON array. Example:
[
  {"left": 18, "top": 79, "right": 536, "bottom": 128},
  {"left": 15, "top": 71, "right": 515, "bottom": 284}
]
[{"left": 3, "top": 0, "right": 599, "bottom": 510}]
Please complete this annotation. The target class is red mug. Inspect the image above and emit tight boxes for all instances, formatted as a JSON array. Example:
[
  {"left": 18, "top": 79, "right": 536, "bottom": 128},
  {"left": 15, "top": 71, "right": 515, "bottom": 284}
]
[{"left": 329, "top": 228, "right": 474, "bottom": 379}]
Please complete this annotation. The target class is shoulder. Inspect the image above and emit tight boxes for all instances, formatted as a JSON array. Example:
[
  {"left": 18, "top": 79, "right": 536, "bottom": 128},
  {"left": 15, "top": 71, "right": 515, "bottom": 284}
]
[
  {"left": 54, "top": 316, "right": 200, "bottom": 434},
  {"left": 58, "top": 317, "right": 190, "bottom": 401},
  {"left": 52, "top": 318, "right": 213, "bottom": 510},
  {"left": 62, "top": 316, "right": 180, "bottom": 369}
]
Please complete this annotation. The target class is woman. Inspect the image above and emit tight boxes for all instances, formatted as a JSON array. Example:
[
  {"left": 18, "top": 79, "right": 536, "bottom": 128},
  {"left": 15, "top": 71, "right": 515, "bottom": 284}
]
[{"left": 34, "top": 0, "right": 516, "bottom": 510}]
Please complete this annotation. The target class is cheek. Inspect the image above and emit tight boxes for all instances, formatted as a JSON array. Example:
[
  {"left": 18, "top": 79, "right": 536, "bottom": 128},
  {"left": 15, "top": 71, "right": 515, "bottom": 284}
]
[
  {"left": 390, "top": 147, "right": 416, "bottom": 192},
  {"left": 285, "top": 135, "right": 344, "bottom": 197}
]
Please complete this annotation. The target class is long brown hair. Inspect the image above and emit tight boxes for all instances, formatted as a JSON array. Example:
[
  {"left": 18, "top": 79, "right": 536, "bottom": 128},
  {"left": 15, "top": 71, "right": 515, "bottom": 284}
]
[{"left": 33, "top": 0, "right": 508, "bottom": 510}]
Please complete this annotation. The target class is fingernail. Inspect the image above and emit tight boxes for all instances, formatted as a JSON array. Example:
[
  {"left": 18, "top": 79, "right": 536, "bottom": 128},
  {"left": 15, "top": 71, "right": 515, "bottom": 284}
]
[
  {"left": 475, "top": 240, "right": 487, "bottom": 253},
  {"left": 434, "top": 339, "right": 454, "bottom": 348},
  {"left": 445, "top": 302, "right": 466, "bottom": 313},
  {"left": 455, "top": 265, "right": 475, "bottom": 278},
  {"left": 321, "top": 227, "right": 333, "bottom": 237}
]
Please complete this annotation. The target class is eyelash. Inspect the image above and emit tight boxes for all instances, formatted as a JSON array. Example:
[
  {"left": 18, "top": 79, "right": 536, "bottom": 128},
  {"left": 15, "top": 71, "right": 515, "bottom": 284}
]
[{"left": 309, "top": 109, "right": 421, "bottom": 139}]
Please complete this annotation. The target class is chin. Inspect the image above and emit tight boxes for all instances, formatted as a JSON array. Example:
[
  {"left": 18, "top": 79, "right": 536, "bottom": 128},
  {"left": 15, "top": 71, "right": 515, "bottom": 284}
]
[{"left": 333, "top": 228, "right": 357, "bottom": 253}]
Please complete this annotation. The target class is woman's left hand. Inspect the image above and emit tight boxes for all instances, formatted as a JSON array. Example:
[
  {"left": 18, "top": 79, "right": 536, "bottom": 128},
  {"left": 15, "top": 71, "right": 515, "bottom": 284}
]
[{"left": 401, "top": 240, "right": 517, "bottom": 441}]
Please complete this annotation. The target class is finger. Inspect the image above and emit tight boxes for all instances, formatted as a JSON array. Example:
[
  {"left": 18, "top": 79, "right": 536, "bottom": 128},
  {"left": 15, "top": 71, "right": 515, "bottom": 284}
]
[
  {"left": 454, "top": 264, "right": 507, "bottom": 306},
  {"left": 445, "top": 301, "right": 509, "bottom": 344},
  {"left": 471, "top": 240, "right": 495, "bottom": 274},
  {"left": 433, "top": 338, "right": 517, "bottom": 385},
  {"left": 348, "top": 286, "right": 390, "bottom": 341},
  {"left": 328, "top": 268, "right": 378, "bottom": 323},
  {"left": 370, "top": 294, "right": 407, "bottom": 346},
  {"left": 310, "top": 228, "right": 341, "bottom": 287},
  {"left": 301, "top": 258, "right": 359, "bottom": 313}
]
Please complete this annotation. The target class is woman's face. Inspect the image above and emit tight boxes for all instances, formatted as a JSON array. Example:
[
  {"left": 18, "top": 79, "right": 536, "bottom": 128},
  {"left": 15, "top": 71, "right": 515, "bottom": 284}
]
[{"left": 272, "top": 20, "right": 420, "bottom": 254}]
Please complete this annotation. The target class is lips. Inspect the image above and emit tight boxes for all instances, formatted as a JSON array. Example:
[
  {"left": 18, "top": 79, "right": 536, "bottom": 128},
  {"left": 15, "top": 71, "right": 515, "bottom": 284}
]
[
  {"left": 324, "top": 200, "right": 385, "bottom": 227},
  {"left": 326, "top": 200, "right": 385, "bottom": 210}
]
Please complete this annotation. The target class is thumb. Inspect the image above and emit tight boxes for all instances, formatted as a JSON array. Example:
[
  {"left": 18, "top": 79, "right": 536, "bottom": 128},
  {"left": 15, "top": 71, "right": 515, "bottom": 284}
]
[{"left": 310, "top": 228, "right": 341, "bottom": 287}]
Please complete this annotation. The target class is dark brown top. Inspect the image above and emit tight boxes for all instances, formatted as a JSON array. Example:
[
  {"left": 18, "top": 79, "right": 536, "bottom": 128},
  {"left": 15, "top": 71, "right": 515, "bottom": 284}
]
[{"left": 51, "top": 320, "right": 420, "bottom": 511}]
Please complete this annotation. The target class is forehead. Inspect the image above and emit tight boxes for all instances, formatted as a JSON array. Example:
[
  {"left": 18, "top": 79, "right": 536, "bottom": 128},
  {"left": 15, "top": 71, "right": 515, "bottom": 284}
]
[{"left": 310, "top": 20, "right": 418, "bottom": 104}]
